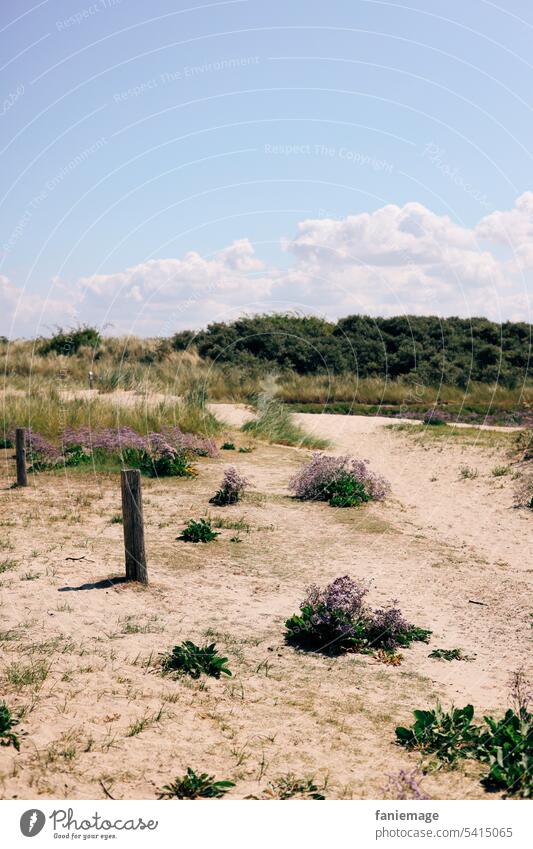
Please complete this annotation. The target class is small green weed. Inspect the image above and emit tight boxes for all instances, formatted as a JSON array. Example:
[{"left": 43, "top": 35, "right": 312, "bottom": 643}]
[
  {"left": 221, "top": 442, "right": 235, "bottom": 450},
  {"left": 429, "top": 648, "right": 475, "bottom": 662},
  {"left": 159, "top": 768, "right": 234, "bottom": 799},
  {"left": 177, "top": 518, "right": 219, "bottom": 543}
]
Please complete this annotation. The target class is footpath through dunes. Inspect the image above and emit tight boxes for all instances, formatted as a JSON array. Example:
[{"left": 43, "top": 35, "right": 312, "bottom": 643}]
[{"left": 211, "top": 401, "right": 533, "bottom": 699}]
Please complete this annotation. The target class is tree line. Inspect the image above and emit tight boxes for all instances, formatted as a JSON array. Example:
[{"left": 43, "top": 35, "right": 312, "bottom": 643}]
[{"left": 172, "top": 314, "right": 531, "bottom": 388}]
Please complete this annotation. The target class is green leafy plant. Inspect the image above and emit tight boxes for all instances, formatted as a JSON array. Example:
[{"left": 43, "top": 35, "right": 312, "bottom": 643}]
[
  {"left": 177, "top": 518, "right": 219, "bottom": 543},
  {"left": 0, "top": 701, "right": 21, "bottom": 750},
  {"left": 221, "top": 441, "right": 236, "bottom": 450},
  {"left": 159, "top": 767, "right": 235, "bottom": 799},
  {"left": 396, "top": 688, "right": 533, "bottom": 797},
  {"left": 160, "top": 641, "right": 232, "bottom": 679},
  {"left": 396, "top": 703, "right": 480, "bottom": 765},
  {"left": 324, "top": 474, "right": 371, "bottom": 508},
  {"left": 429, "top": 648, "right": 475, "bottom": 662}
]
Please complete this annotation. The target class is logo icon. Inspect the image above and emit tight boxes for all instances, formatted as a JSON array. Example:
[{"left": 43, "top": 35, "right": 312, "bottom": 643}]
[{"left": 20, "top": 809, "right": 46, "bottom": 837}]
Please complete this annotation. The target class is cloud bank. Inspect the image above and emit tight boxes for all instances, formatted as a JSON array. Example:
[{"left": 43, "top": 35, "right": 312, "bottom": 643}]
[{"left": 3, "top": 194, "right": 532, "bottom": 338}]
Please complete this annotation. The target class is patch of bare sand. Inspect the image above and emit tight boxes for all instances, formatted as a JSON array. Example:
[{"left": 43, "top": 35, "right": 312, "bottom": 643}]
[{"left": 0, "top": 411, "right": 530, "bottom": 801}]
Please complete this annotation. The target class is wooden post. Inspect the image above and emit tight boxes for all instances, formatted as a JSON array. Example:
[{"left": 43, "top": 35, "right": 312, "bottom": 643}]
[
  {"left": 120, "top": 469, "right": 148, "bottom": 583},
  {"left": 15, "top": 428, "right": 28, "bottom": 487}
]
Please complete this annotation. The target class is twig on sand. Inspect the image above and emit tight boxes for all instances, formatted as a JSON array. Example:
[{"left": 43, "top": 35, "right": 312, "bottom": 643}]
[
  {"left": 468, "top": 599, "right": 488, "bottom": 606},
  {"left": 99, "top": 780, "right": 115, "bottom": 799}
]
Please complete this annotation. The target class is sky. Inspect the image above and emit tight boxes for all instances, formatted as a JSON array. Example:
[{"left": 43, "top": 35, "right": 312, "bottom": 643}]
[{"left": 1, "top": 0, "right": 532, "bottom": 337}]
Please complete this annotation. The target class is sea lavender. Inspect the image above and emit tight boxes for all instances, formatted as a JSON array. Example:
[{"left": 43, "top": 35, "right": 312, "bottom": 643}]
[
  {"left": 289, "top": 453, "right": 389, "bottom": 503},
  {"left": 210, "top": 466, "right": 250, "bottom": 506},
  {"left": 381, "top": 768, "right": 428, "bottom": 800}
]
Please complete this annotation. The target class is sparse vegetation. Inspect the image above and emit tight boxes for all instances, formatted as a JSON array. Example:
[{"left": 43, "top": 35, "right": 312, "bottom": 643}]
[
  {"left": 429, "top": 648, "right": 475, "bottom": 662},
  {"left": 160, "top": 641, "right": 232, "bottom": 679},
  {"left": 261, "top": 774, "right": 326, "bottom": 800},
  {"left": 159, "top": 768, "right": 235, "bottom": 799}
]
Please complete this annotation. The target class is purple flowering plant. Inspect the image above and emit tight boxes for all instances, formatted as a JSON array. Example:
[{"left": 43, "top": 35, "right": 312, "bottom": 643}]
[
  {"left": 285, "top": 576, "right": 431, "bottom": 655},
  {"left": 289, "top": 453, "right": 389, "bottom": 507},
  {"left": 16, "top": 424, "right": 215, "bottom": 478},
  {"left": 209, "top": 466, "right": 250, "bottom": 506}
]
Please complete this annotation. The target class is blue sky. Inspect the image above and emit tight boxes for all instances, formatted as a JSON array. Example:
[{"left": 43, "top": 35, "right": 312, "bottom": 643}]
[{"left": 1, "top": 0, "right": 532, "bottom": 336}]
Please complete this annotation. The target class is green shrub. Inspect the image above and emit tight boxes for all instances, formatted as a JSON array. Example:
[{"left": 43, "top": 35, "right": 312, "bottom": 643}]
[
  {"left": 221, "top": 442, "right": 235, "bottom": 450},
  {"left": 0, "top": 701, "right": 21, "bottom": 750},
  {"left": 159, "top": 767, "right": 234, "bottom": 799},
  {"left": 160, "top": 641, "right": 232, "bottom": 679},
  {"left": 40, "top": 324, "right": 101, "bottom": 356},
  {"left": 177, "top": 518, "right": 219, "bottom": 543}
]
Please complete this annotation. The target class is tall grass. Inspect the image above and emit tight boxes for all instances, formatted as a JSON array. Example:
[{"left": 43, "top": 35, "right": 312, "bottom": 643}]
[
  {"left": 241, "top": 398, "right": 328, "bottom": 449},
  {"left": 1, "top": 390, "right": 222, "bottom": 443},
  {"left": 2, "top": 336, "right": 530, "bottom": 410}
]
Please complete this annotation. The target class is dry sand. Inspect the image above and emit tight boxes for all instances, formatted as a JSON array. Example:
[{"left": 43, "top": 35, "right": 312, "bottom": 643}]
[{"left": 0, "top": 405, "right": 530, "bottom": 800}]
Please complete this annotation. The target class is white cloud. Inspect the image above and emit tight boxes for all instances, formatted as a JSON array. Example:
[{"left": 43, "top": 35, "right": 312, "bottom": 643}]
[{"left": 2, "top": 196, "right": 531, "bottom": 337}]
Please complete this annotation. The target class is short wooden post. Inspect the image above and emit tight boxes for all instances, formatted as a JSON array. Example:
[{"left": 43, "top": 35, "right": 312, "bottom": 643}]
[
  {"left": 120, "top": 469, "right": 148, "bottom": 583},
  {"left": 15, "top": 428, "right": 28, "bottom": 487}
]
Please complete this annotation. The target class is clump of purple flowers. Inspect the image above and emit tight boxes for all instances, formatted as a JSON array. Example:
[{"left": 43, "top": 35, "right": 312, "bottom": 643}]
[
  {"left": 210, "top": 466, "right": 250, "bottom": 506},
  {"left": 289, "top": 453, "right": 389, "bottom": 504},
  {"left": 13, "top": 424, "right": 213, "bottom": 478},
  {"left": 285, "top": 575, "right": 431, "bottom": 654},
  {"left": 381, "top": 768, "right": 429, "bottom": 800}
]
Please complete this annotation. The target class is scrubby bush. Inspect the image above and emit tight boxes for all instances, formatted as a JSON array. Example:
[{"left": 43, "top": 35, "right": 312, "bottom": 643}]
[
  {"left": 210, "top": 466, "right": 250, "bottom": 506},
  {"left": 221, "top": 441, "right": 235, "bottom": 450},
  {"left": 177, "top": 518, "right": 219, "bottom": 543},
  {"left": 159, "top": 768, "right": 234, "bottom": 799},
  {"left": 40, "top": 324, "right": 101, "bottom": 356},
  {"left": 285, "top": 576, "right": 430, "bottom": 654},
  {"left": 289, "top": 453, "right": 389, "bottom": 506},
  {"left": 160, "top": 641, "right": 231, "bottom": 679}
]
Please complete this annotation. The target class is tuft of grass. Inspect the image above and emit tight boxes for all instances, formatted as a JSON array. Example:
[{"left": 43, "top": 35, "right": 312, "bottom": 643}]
[
  {"left": 0, "top": 559, "right": 18, "bottom": 574},
  {"left": 492, "top": 465, "right": 511, "bottom": 477},
  {"left": 459, "top": 465, "right": 478, "bottom": 479},
  {"left": 5, "top": 659, "right": 50, "bottom": 690},
  {"left": 261, "top": 774, "right": 326, "bottom": 800},
  {"left": 126, "top": 707, "right": 164, "bottom": 737},
  {"left": 242, "top": 398, "right": 328, "bottom": 448},
  {"left": 159, "top": 767, "right": 235, "bottom": 799},
  {"left": 110, "top": 514, "right": 123, "bottom": 524}
]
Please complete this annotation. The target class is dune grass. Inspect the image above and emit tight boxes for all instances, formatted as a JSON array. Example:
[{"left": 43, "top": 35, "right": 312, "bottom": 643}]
[
  {"left": 1, "top": 389, "right": 222, "bottom": 443},
  {"left": 241, "top": 399, "right": 328, "bottom": 449}
]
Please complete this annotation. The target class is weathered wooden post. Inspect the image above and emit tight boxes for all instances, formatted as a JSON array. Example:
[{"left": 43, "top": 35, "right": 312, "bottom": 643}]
[
  {"left": 15, "top": 428, "right": 28, "bottom": 487},
  {"left": 120, "top": 469, "right": 148, "bottom": 583}
]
